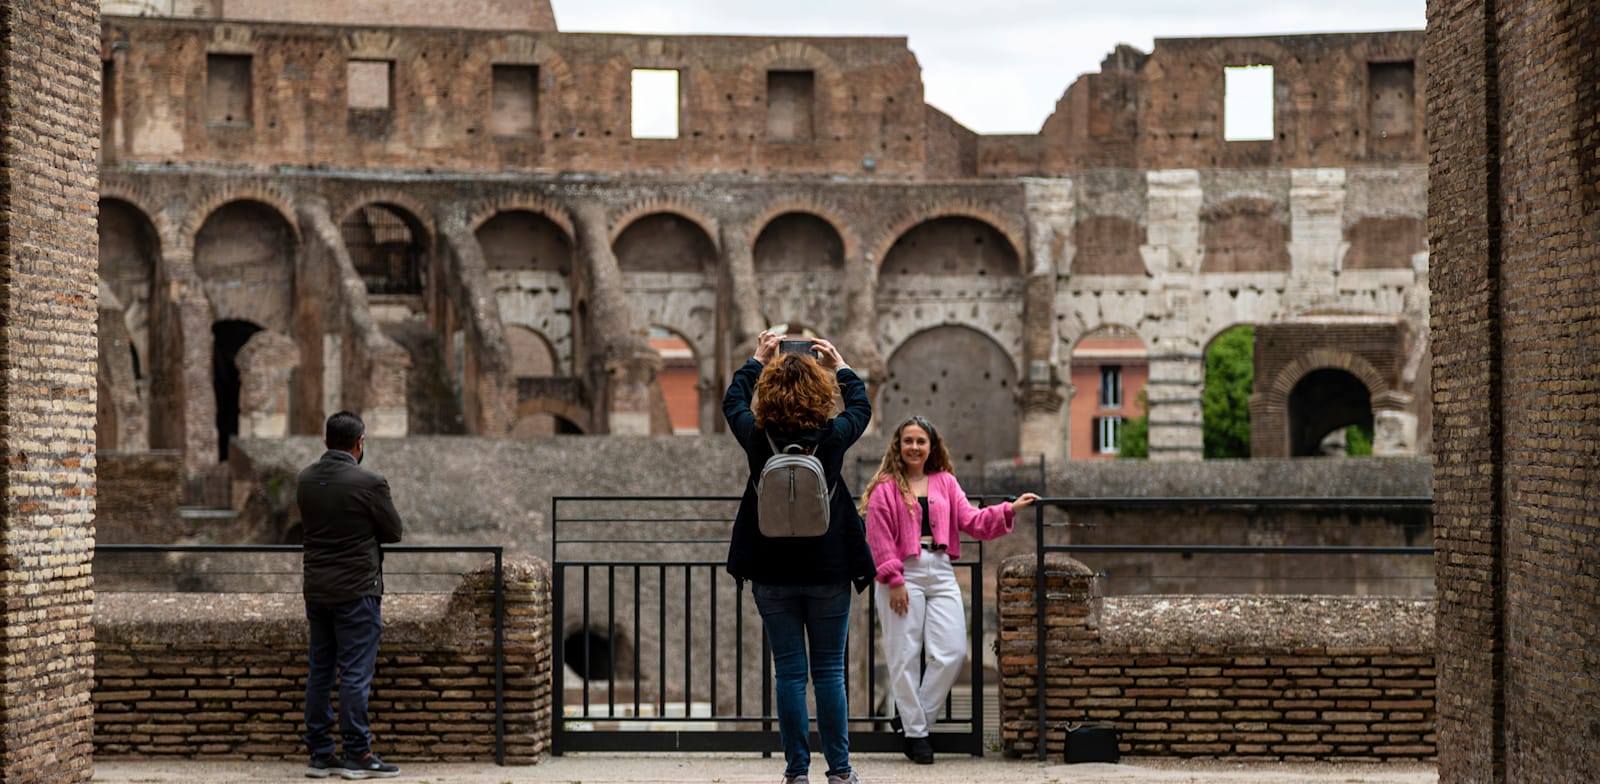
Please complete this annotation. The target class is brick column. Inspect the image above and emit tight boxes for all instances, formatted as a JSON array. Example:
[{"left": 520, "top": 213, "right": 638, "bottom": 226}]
[
  {"left": 0, "top": 1, "right": 101, "bottom": 781},
  {"left": 995, "top": 553, "right": 1098, "bottom": 759}
]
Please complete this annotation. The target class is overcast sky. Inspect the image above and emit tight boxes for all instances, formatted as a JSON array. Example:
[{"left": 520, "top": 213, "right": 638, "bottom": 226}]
[{"left": 554, "top": 1, "right": 1426, "bottom": 135}]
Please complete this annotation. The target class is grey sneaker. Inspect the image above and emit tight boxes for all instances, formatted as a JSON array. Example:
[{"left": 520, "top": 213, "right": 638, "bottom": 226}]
[
  {"left": 305, "top": 752, "right": 343, "bottom": 779},
  {"left": 783, "top": 776, "right": 809, "bottom": 784},
  {"left": 826, "top": 772, "right": 860, "bottom": 784}
]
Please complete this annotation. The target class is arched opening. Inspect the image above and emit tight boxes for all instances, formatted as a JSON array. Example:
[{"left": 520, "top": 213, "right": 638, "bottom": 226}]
[
  {"left": 563, "top": 629, "right": 614, "bottom": 681},
  {"left": 98, "top": 198, "right": 160, "bottom": 450},
  {"left": 477, "top": 209, "right": 573, "bottom": 274},
  {"left": 1203, "top": 324, "right": 1255, "bottom": 459},
  {"left": 212, "top": 320, "right": 264, "bottom": 460},
  {"left": 879, "top": 216, "right": 1020, "bottom": 277},
  {"left": 1288, "top": 368, "right": 1373, "bottom": 457},
  {"left": 340, "top": 203, "right": 428, "bottom": 295},
  {"left": 194, "top": 200, "right": 295, "bottom": 335},
  {"left": 753, "top": 212, "right": 846, "bottom": 337},
  {"left": 881, "top": 326, "right": 1018, "bottom": 482},
  {"left": 647, "top": 325, "right": 700, "bottom": 435},
  {"left": 614, "top": 213, "right": 716, "bottom": 274}
]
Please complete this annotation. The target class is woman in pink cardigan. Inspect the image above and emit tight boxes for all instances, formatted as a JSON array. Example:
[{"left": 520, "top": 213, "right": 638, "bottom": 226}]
[{"left": 860, "top": 415, "right": 1039, "bottom": 765}]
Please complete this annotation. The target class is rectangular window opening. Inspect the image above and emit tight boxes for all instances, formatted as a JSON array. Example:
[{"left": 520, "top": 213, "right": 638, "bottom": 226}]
[
  {"left": 205, "top": 53, "right": 252, "bottom": 126},
  {"left": 1098, "top": 365, "right": 1123, "bottom": 409},
  {"left": 1095, "top": 416, "right": 1123, "bottom": 455},
  {"left": 631, "top": 68, "right": 680, "bottom": 139},
  {"left": 491, "top": 64, "right": 540, "bottom": 137},
  {"left": 347, "top": 59, "right": 394, "bottom": 110},
  {"left": 766, "top": 70, "right": 815, "bottom": 142},
  {"left": 1223, "top": 64, "right": 1273, "bottom": 142},
  {"left": 1367, "top": 61, "right": 1416, "bottom": 141}
]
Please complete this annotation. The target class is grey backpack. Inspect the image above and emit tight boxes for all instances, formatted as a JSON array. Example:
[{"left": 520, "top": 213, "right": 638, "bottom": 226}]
[{"left": 755, "top": 433, "right": 832, "bottom": 538}]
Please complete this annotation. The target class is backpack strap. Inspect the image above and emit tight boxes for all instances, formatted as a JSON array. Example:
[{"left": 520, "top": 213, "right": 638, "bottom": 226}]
[{"left": 764, "top": 432, "right": 810, "bottom": 456}]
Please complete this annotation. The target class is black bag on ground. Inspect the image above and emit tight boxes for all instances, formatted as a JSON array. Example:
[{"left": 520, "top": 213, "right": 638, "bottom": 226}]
[{"left": 1062, "top": 723, "right": 1120, "bottom": 764}]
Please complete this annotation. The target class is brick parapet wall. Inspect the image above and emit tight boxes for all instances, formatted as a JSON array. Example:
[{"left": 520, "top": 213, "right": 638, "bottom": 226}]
[
  {"left": 0, "top": 0, "right": 102, "bottom": 781},
  {"left": 997, "top": 554, "right": 1435, "bottom": 762},
  {"left": 92, "top": 557, "right": 552, "bottom": 763}
]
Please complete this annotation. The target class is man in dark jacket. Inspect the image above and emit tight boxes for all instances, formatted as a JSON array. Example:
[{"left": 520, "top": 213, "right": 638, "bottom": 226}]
[{"left": 298, "top": 411, "right": 404, "bottom": 779}]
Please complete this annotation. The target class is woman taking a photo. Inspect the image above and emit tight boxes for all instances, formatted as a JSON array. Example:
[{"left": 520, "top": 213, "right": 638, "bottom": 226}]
[
  {"left": 724, "top": 330, "right": 874, "bottom": 784},
  {"left": 861, "top": 415, "right": 1039, "bottom": 765}
]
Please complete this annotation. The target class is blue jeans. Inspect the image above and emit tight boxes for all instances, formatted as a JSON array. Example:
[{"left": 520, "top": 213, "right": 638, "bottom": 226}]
[
  {"left": 753, "top": 582, "right": 853, "bottom": 779},
  {"left": 304, "top": 595, "right": 383, "bottom": 757}
]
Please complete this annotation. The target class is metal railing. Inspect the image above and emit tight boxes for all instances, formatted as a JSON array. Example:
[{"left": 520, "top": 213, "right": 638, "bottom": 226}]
[
  {"left": 94, "top": 543, "right": 509, "bottom": 764},
  {"left": 551, "top": 495, "right": 990, "bottom": 756},
  {"left": 1027, "top": 495, "right": 1434, "bottom": 760}
]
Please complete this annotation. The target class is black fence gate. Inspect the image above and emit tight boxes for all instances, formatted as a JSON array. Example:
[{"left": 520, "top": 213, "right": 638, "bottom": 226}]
[{"left": 551, "top": 496, "right": 990, "bottom": 756}]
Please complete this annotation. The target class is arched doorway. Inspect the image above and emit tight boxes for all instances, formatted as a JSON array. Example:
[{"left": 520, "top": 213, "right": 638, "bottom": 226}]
[
  {"left": 212, "top": 320, "right": 264, "bottom": 460},
  {"left": 881, "top": 326, "right": 1019, "bottom": 484},
  {"left": 1288, "top": 368, "right": 1373, "bottom": 457},
  {"left": 753, "top": 212, "right": 846, "bottom": 337},
  {"left": 340, "top": 203, "right": 428, "bottom": 295}
]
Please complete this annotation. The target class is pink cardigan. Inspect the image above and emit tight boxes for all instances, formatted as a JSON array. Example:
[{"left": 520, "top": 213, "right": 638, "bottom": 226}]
[{"left": 864, "top": 471, "right": 1014, "bottom": 587}]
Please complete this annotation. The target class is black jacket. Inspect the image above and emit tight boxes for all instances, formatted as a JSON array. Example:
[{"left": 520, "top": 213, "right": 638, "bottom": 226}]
[
  {"left": 723, "top": 358, "right": 874, "bottom": 591},
  {"left": 297, "top": 449, "right": 405, "bottom": 604}
]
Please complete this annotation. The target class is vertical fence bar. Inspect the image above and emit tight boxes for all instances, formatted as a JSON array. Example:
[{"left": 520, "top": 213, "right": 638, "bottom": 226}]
[
  {"left": 582, "top": 567, "right": 592, "bottom": 716},
  {"left": 970, "top": 542, "right": 984, "bottom": 754},
  {"left": 658, "top": 564, "right": 667, "bottom": 719},
  {"left": 633, "top": 565, "right": 642, "bottom": 719},
  {"left": 683, "top": 565, "right": 693, "bottom": 718},
  {"left": 493, "top": 548, "right": 505, "bottom": 765},
  {"left": 608, "top": 565, "right": 617, "bottom": 717},
  {"left": 710, "top": 565, "right": 719, "bottom": 717},
  {"left": 1034, "top": 502, "right": 1046, "bottom": 761}
]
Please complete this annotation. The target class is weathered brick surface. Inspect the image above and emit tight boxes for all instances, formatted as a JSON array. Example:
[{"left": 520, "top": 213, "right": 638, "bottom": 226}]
[
  {"left": 92, "top": 558, "right": 553, "bottom": 763},
  {"left": 0, "top": 0, "right": 102, "bottom": 781},
  {"left": 996, "top": 555, "right": 1435, "bottom": 762},
  {"left": 1428, "top": 2, "right": 1600, "bottom": 783}
]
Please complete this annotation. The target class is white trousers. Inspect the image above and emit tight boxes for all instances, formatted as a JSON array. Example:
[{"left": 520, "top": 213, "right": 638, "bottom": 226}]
[{"left": 874, "top": 550, "right": 967, "bottom": 739}]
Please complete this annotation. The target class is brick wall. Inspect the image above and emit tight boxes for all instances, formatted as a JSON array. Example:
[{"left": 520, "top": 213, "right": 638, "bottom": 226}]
[
  {"left": 996, "top": 554, "right": 1435, "bottom": 761},
  {"left": 0, "top": 0, "right": 102, "bottom": 781},
  {"left": 1428, "top": 1, "right": 1600, "bottom": 783},
  {"left": 92, "top": 558, "right": 553, "bottom": 763}
]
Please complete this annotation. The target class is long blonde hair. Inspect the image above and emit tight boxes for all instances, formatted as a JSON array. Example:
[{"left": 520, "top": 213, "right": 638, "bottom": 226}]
[{"left": 858, "top": 415, "right": 955, "bottom": 516}]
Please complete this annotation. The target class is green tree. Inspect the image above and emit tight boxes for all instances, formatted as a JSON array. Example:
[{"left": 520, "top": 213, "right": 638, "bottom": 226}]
[
  {"left": 1345, "top": 423, "right": 1373, "bottom": 456},
  {"left": 1202, "top": 325, "right": 1254, "bottom": 459},
  {"left": 1117, "top": 391, "right": 1148, "bottom": 459}
]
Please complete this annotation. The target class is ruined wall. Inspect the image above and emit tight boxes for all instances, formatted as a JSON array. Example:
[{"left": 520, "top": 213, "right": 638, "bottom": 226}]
[
  {"left": 1029, "top": 32, "right": 1425, "bottom": 174},
  {"left": 0, "top": 1, "right": 102, "bottom": 781},
  {"left": 1428, "top": 2, "right": 1600, "bottom": 783},
  {"left": 101, "top": 18, "right": 930, "bottom": 177},
  {"left": 996, "top": 554, "right": 1435, "bottom": 761},
  {"left": 93, "top": 558, "right": 552, "bottom": 762}
]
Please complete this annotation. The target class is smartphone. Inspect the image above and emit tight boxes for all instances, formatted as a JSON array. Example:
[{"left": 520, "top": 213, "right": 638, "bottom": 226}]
[{"left": 779, "top": 339, "right": 817, "bottom": 356}]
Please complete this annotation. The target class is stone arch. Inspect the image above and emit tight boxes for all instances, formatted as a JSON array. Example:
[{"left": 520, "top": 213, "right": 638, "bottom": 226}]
[
  {"left": 646, "top": 324, "right": 704, "bottom": 435},
  {"left": 609, "top": 199, "right": 718, "bottom": 250},
  {"left": 338, "top": 201, "right": 430, "bottom": 295},
  {"left": 1287, "top": 368, "right": 1375, "bottom": 457},
  {"left": 184, "top": 183, "right": 299, "bottom": 245},
  {"left": 194, "top": 199, "right": 297, "bottom": 335},
  {"left": 332, "top": 189, "right": 436, "bottom": 240},
  {"left": 98, "top": 197, "right": 162, "bottom": 452},
  {"left": 613, "top": 211, "right": 719, "bottom": 274},
  {"left": 468, "top": 194, "right": 575, "bottom": 241},
  {"left": 1071, "top": 215, "right": 1147, "bottom": 275},
  {"left": 98, "top": 182, "right": 177, "bottom": 253},
  {"left": 505, "top": 324, "right": 558, "bottom": 377},
  {"left": 1342, "top": 215, "right": 1425, "bottom": 270},
  {"left": 880, "top": 325, "right": 1020, "bottom": 481},
  {"left": 476, "top": 208, "right": 575, "bottom": 274},
  {"left": 748, "top": 200, "right": 857, "bottom": 262},
  {"left": 877, "top": 215, "right": 1024, "bottom": 278},
  {"left": 753, "top": 211, "right": 845, "bottom": 272},
  {"left": 470, "top": 34, "right": 578, "bottom": 134},
  {"left": 1258, "top": 347, "right": 1390, "bottom": 457},
  {"left": 871, "top": 203, "right": 1026, "bottom": 273},
  {"left": 736, "top": 42, "right": 850, "bottom": 140},
  {"left": 512, "top": 398, "right": 589, "bottom": 436},
  {"left": 1201, "top": 196, "right": 1290, "bottom": 273}
]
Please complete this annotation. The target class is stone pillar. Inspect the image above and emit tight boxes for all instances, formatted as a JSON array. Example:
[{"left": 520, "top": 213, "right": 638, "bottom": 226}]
[
  {"left": 571, "top": 201, "right": 659, "bottom": 434},
  {"left": 235, "top": 330, "right": 301, "bottom": 439},
  {"left": 837, "top": 248, "right": 883, "bottom": 398},
  {"left": 1020, "top": 178, "right": 1074, "bottom": 463},
  {"left": 1143, "top": 170, "right": 1204, "bottom": 460},
  {"left": 995, "top": 553, "right": 1098, "bottom": 759},
  {"left": 719, "top": 222, "right": 764, "bottom": 362},
  {"left": 0, "top": 1, "right": 100, "bottom": 780},
  {"left": 1285, "top": 168, "right": 1347, "bottom": 313}
]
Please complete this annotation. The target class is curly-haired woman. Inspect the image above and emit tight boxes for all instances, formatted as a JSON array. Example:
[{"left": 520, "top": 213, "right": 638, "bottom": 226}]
[
  {"left": 724, "top": 330, "right": 874, "bottom": 784},
  {"left": 861, "top": 415, "right": 1039, "bottom": 765}
]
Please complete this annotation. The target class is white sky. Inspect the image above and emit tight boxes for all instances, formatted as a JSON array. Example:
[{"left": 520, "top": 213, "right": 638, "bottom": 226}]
[{"left": 555, "top": 0, "right": 1426, "bottom": 135}]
